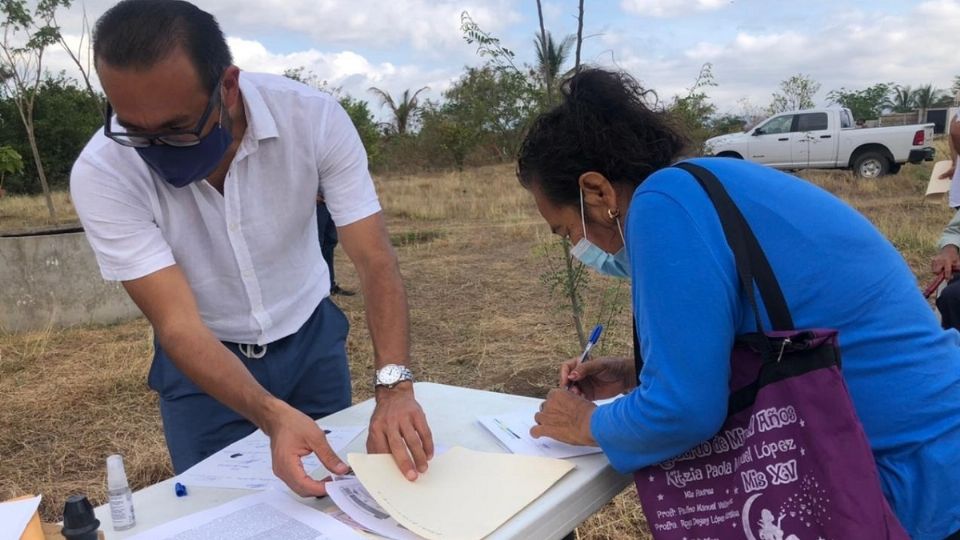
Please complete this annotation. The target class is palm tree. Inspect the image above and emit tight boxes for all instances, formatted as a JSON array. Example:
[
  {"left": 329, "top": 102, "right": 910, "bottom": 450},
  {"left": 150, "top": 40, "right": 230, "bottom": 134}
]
[
  {"left": 890, "top": 85, "right": 915, "bottom": 113},
  {"left": 533, "top": 31, "right": 574, "bottom": 102},
  {"left": 913, "top": 84, "right": 945, "bottom": 108},
  {"left": 913, "top": 84, "right": 947, "bottom": 120},
  {"left": 368, "top": 86, "right": 429, "bottom": 135}
]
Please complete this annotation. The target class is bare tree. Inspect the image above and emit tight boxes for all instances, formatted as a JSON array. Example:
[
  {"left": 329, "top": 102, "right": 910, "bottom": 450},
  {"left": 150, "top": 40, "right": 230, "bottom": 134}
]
[
  {"left": 0, "top": 0, "right": 74, "bottom": 221},
  {"left": 53, "top": 4, "right": 101, "bottom": 112},
  {"left": 536, "top": 0, "right": 586, "bottom": 347},
  {"left": 574, "top": 0, "right": 584, "bottom": 71},
  {"left": 535, "top": 0, "right": 551, "bottom": 99}
]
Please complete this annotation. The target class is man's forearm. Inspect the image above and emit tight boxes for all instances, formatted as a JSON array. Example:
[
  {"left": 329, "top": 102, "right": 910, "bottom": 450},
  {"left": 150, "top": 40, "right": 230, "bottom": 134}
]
[
  {"left": 156, "top": 324, "right": 283, "bottom": 429},
  {"left": 122, "top": 267, "right": 287, "bottom": 432},
  {"left": 337, "top": 213, "right": 413, "bottom": 374},
  {"left": 357, "top": 255, "right": 411, "bottom": 370},
  {"left": 940, "top": 211, "right": 960, "bottom": 251}
]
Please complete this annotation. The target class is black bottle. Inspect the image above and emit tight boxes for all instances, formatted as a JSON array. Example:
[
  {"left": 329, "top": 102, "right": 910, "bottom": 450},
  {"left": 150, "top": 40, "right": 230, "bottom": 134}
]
[{"left": 61, "top": 494, "right": 101, "bottom": 540}]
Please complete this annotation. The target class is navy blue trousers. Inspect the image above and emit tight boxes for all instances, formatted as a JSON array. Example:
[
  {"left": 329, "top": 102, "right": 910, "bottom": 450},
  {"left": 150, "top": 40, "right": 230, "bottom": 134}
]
[
  {"left": 148, "top": 298, "right": 352, "bottom": 473},
  {"left": 937, "top": 274, "right": 960, "bottom": 333},
  {"left": 317, "top": 201, "right": 338, "bottom": 288}
]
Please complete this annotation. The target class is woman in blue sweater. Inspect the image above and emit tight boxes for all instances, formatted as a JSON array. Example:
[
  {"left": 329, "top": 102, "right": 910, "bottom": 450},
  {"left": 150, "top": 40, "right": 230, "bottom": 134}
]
[{"left": 522, "top": 68, "right": 960, "bottom": 540}]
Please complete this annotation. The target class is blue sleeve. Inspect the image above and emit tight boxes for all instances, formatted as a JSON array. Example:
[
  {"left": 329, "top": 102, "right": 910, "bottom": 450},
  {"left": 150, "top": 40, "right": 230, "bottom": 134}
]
[{"left": 590, "top": 188, "right": 739, "bottom": 473}]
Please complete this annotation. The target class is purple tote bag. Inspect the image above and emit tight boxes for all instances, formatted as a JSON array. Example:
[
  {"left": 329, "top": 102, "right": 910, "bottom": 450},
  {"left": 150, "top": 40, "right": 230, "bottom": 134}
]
[{"left": 633, "top": 163, "right": 908, "bottom": 540}]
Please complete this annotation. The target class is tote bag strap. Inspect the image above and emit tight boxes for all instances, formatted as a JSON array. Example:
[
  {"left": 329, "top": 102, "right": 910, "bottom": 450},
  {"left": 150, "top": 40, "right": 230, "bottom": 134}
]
[
  {"left": 672, "top": 162, "right": 794, "bottom": 332},
  {"left": 633, "top": 316, "right": 642, "bottom": 377}
]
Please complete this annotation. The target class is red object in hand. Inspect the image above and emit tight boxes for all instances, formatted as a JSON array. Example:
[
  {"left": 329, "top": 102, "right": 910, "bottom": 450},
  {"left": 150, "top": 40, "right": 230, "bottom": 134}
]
[{"left": 923, "top": 274, "right": 947, "bottom": 299}]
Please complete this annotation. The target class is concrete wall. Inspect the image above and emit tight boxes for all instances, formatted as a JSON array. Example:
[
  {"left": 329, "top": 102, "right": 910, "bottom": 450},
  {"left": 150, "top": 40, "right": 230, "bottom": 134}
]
[{"left": 0, "top": 228, "right": 142, "bottom": 332}]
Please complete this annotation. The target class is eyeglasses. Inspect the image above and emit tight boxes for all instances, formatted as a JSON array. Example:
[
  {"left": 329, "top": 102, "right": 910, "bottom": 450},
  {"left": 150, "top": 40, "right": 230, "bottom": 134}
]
[{"left": 103, "top": 80, "right": 222, "bottom": 148}]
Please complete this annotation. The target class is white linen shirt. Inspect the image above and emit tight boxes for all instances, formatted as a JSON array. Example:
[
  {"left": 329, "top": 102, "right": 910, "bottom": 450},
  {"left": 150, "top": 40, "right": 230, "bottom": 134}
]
[{"left": 70, "top": 72, "right": 381, "bottom": 345}]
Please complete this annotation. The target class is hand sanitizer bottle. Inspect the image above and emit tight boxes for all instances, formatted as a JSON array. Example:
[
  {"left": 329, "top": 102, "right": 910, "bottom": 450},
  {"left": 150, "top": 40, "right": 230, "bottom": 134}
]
[{"left": 106, "top": 454, "right": 136, "bottom": 531}]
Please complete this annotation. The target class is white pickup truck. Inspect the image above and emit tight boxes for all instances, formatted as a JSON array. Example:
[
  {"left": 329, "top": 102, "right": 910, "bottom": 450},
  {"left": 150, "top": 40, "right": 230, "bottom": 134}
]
[{"left": 704, "top": 108, "right": 935, "bottom": 177}]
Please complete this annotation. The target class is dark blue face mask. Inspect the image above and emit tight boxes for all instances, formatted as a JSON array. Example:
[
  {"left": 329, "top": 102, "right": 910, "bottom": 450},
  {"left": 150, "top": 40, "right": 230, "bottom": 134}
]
[{"left": 135, "top": 118, "right": 233, "bottom": 188}]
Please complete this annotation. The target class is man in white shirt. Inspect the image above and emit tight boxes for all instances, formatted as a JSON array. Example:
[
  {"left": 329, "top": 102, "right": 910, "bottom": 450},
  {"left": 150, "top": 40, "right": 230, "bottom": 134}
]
[{"left": 71, "top": 0, "right": 432, "bottom": 496}]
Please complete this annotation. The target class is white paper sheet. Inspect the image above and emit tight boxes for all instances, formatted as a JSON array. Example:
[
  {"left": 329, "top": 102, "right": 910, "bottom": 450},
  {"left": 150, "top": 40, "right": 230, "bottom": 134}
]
[
  {"left": 327, "top": 478, "right": 422, "bottom": 540},
  {"left": 477, "top": 397, "right": 620, "bottom": 459},
  {"left": 126, "top": 489, "right": 363, "bottom": 540},
  {"left": 348, "top": 447, "right": 575, "bottom": 540},
  {"left": 177, "top": 424, "right": 364, "bottom": 490},
  {"left": 0, "top": 495, "right": 41, "bottom": 540},
  {"left": 926, "top": 160, "right": 954, "bottom": 197}
]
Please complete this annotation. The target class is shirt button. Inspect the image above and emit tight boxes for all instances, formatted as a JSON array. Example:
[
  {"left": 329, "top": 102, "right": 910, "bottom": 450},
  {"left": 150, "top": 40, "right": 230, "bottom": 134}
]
[
  {"left": 242, "top": 270, "right": 253, "bottom": 279},
  {"left": 228, "top": 223, "right": 239, "bottom": 232}
]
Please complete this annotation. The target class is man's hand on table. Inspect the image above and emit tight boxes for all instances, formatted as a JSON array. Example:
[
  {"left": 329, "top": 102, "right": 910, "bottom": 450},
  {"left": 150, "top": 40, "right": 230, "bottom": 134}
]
[
  {"left": 366, "top": 382, "right": 434, "bottom": 481},
  {"left": 261, "top": 400, "right": 349, "bottom": 497}
]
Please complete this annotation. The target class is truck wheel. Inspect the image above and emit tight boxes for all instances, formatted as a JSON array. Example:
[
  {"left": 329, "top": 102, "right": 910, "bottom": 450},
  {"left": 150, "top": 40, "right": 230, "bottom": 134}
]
[
  {"left": 853, "top": 152, "right": 889, "bottom": 178},
  {"left": 888, "top": 163, "right": 902, "bottom": 175}
]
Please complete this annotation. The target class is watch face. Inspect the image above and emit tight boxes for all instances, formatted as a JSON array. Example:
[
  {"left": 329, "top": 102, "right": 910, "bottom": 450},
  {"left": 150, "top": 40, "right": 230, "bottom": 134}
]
[{"left": 379, "top": 365, "right": 403, "bottom": 385}]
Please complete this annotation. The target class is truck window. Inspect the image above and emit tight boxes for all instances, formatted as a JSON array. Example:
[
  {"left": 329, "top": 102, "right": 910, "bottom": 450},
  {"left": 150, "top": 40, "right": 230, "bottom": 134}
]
[
  {"left": 839, "top": 110, "right": 853, "bottom": 128},
  {"left": 796, "top": 112, "right": 829, "bottom": 131},
  {"left": 757, "top": 115, "right": 794, "bottom": 135}
]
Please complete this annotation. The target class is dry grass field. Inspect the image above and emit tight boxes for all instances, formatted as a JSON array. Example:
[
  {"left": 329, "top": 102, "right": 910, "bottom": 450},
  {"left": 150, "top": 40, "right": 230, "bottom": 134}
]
[{"left": 0, "top": 151, "right": 954, "bottom": 538}]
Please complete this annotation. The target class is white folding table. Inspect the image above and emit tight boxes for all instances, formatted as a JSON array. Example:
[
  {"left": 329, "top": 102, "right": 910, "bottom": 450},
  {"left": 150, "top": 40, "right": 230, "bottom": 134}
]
[{"left": 93, "top": 382, "right": 632, "bottom": 539}]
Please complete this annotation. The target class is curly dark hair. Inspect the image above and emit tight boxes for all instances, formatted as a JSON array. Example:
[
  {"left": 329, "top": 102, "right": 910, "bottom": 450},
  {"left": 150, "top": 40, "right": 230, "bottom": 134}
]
[{"left": 516, "top": 67, "right": 688, "bottom": 206}]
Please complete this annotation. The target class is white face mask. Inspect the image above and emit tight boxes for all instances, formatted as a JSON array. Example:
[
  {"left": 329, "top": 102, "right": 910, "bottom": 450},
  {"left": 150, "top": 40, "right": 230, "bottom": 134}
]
[{"left": 569, "top": 190, "right": 631, "bottom": 279}]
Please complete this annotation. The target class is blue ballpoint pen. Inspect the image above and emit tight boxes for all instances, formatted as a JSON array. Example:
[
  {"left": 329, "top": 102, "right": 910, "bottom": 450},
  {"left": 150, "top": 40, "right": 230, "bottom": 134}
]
[{"left": 566, "top": 324, "right": 604, "bottom": 390}]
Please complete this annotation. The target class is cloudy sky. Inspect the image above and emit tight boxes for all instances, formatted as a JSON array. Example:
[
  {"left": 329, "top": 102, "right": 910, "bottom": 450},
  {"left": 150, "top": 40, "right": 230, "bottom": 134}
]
[{"left": 48, "top": 0, "right": 960, "bottom": 119}]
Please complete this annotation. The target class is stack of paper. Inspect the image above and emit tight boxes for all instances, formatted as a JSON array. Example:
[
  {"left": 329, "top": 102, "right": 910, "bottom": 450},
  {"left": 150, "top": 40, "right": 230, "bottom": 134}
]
[
  {"left": 347, "top": 446, "right": 574, "bottom": 540},
  {"left": 326, "top": 478, "right": 421, "bottom": 540},
  {"left": 177, "top": 424, "right": 363, "bottom": 490},
  {"left": 127, "top": 490, "right": 363, "bottom": 540}
]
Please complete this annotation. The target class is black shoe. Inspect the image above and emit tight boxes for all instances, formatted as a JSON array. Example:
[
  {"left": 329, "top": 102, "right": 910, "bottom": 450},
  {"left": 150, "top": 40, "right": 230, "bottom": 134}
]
[{"left": 331, "top": 284, "right": 356, "bottom": 297}]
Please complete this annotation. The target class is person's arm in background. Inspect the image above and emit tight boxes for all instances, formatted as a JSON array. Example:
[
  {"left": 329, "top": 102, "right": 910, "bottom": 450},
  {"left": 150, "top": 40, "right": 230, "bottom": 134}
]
[
  {"left": 940, "top": 115, "right": 960, "bottom": 179},
  {"left": 933, "top": 209, "right": 960, "bottom": 278},
  {"left": 122, "top": 267, "right": 350, "bottom": 495}
]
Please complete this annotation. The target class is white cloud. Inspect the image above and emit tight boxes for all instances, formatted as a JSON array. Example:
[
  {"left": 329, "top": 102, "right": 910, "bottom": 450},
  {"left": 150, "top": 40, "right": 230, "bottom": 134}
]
[
  {"left": 202, "top": 0, "right": 519, "bottom": 54},
  {"left": 54, "top": 0, "right": 520, "bottom": 56},
  {"left": 620, "top": 0, "right": 728, "bottom": 18},
  {"left": 607, "top": 0, "right": 960, "bottom": 116},
  {"left": 227, "top": 37, "right": 458, "bottom": 120},
  {"left": 34, "top": 0, "right": 960, "bottom": 126},
  {"left": 40, "top": 31, "right": 459, "bottom": 122}
]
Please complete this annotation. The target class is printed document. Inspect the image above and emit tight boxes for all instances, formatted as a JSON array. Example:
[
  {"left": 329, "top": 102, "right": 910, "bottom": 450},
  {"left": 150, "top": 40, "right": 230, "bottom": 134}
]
[
  {"left": 326, "top": 478, "right": 422, "bottom": 540},
  {"left": 177, "top": 424, "right": 364, "bottom": 490},
  {"left": 126, "top": 489, "right": 363, "bottom": 540},
  {"left": 348, "top": 446, "right": 574, "bottom": 540},
  {"left": 477, "top": 396, "right": 620, "bottom": 459}
]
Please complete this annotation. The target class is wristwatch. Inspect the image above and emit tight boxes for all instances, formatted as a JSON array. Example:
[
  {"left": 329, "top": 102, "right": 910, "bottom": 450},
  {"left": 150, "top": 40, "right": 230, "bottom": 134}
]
[{"left": 374, "top": 364, "right": 414, "bottom": 389}]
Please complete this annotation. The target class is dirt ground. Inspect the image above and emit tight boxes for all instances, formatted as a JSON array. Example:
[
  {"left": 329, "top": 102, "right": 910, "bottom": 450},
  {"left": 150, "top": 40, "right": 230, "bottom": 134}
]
[{"left": 0, "top": 157, "right": 953, "bottom": 538}]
